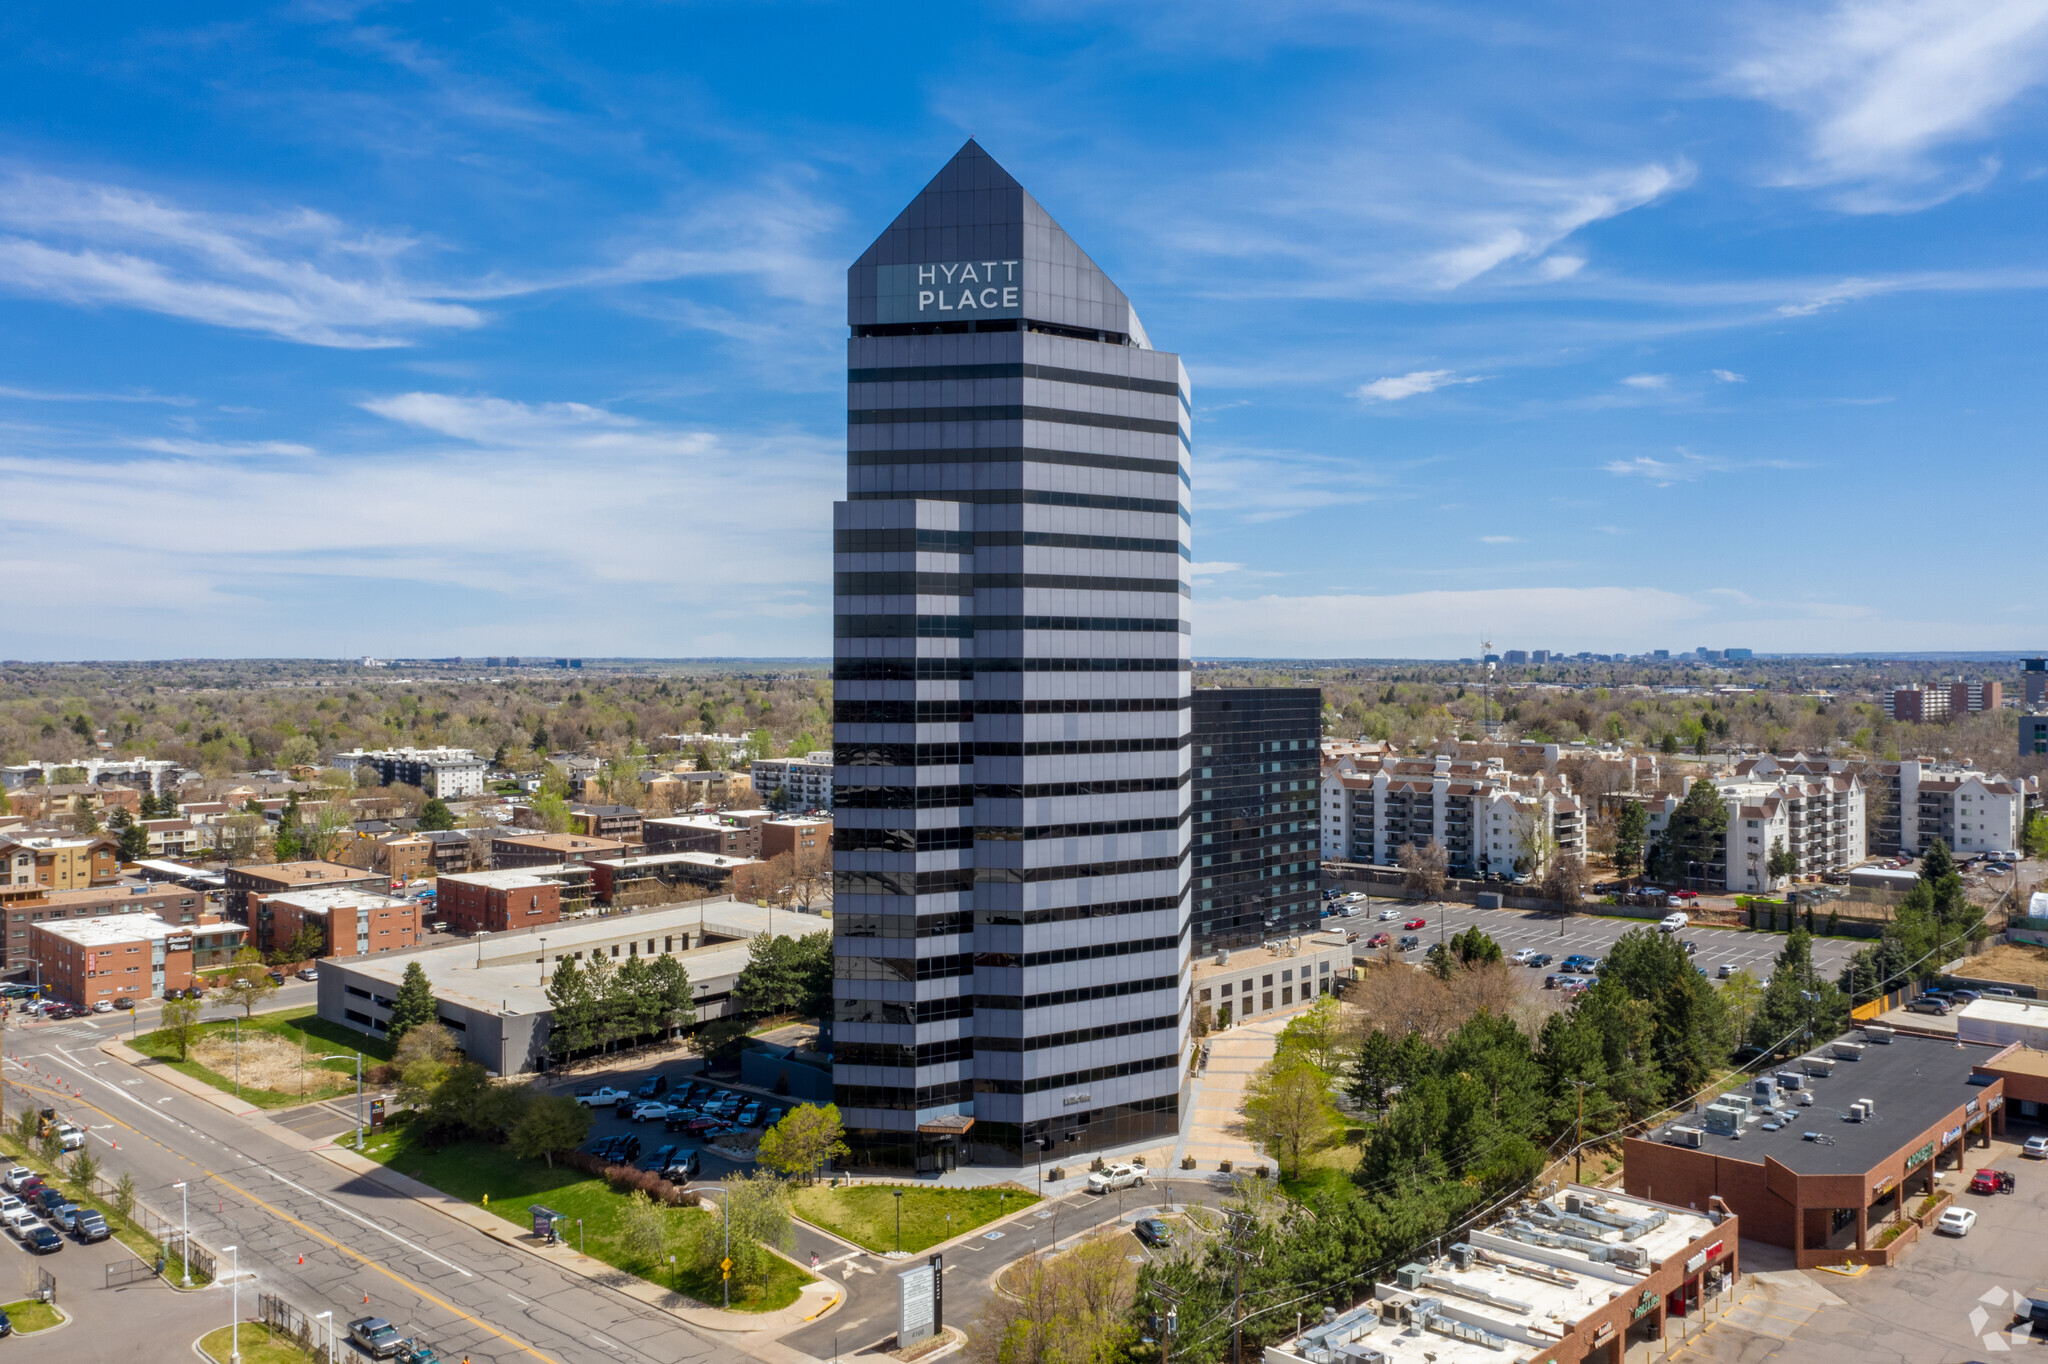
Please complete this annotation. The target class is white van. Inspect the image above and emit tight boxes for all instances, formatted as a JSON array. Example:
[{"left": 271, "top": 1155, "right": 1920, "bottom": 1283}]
[{"left": 1659, "top": 911, "right": 1690, "bottom": 932}]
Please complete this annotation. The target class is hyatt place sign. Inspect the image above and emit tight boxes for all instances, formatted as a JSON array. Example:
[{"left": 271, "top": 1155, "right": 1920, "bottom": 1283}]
[{"left": 875, "top": 261, "right": 1024, "bottom": 324}]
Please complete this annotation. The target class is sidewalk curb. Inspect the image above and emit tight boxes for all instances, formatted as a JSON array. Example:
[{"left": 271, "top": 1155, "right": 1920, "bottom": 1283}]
[
  {"left": 308, "top": 1142, "right": 841, "bottom": 1335},
  {"left": 95, "top": 1038, "right": 262, "bottom": 1120}
]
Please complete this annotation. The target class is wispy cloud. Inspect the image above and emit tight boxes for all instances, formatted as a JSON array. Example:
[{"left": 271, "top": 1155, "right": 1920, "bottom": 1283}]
[
  {"left": 1478, "top": 535, "right": 1523, "bottom": 544},
  {"left": 0, "top": 171, "right": 483, "bottom": 348},
  {"left": 1711, "top": 369, "right": 1746, "bottom": 383},
  {"left": 1355, "top": 369, "right": 1484, "bottom": 402},
  {"left": 1603, "top": 447, "right": 1802, "bottom": 486},
  {"left": 1197, "top": 444, "right": 1389, "bottom": 523},
  {"left": 1188, "top": 561, "right": 1245, "bottom": 579},
  {"left": 129, "top": 437, "right": 316, "bottom": 458},
  {"left": 1729, "top": 0, "right": 2048, "bottom": 210},
  {"left": 1621, "top": 373, "right": 1670, "bottom": 389},
  {"left": 0, "top": 385, "right": 194, "bottom": 406}
]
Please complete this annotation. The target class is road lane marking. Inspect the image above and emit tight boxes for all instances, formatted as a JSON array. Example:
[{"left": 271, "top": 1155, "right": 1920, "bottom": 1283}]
[{"left": 258, "top": 1167, "right": 473, "bottom": 1277}]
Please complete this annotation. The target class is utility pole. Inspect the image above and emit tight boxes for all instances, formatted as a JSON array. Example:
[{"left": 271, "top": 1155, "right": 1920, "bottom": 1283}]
[
  {"left": 1570, "top": 1079, "right": 1594, "bottom": 1184},
  {"left": 1226, "top": 1210, "right": 1255, "bottom": 1364}
]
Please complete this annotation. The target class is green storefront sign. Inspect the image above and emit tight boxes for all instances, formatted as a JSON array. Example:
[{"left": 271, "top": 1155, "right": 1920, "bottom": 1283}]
[
  {"left": 1631, "top": 1289, "right": 1658, "bottom": 1322},
  {"left": 1905, "top": 1141, "right": 1936, "bottom": 1170}
]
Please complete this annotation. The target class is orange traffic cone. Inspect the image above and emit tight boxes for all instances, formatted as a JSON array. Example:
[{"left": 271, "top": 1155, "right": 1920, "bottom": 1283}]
[{"left": 297, "top": 1254, "right": 304, "bottom": 1265}]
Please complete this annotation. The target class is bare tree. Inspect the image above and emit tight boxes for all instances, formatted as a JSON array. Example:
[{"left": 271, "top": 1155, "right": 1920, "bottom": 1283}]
[
  {"left": 1397, "top": 841, "right": 1448, "bottom": 899},
  {"left": 1540, "top": 853, "right": 1586, "bottom": 908}
]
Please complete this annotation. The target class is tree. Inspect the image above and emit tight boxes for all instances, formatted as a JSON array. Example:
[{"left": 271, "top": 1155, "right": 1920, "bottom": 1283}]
[
  {"left": 529, "top": 787, "right": 572, "bottom": 835},
  {"left": 687, "top": 1171, "right": 794, "bottom": 1291},
  {"left": 508, "top": 1094, "right": 591, "bottom": 1169},
  {"left": 1766, "top": 837, "right": 1796, "bottom": 882},
  {"left": 1649, "top": 778, "right": 1728, "bottom": 887},
  {"left": 1275, "top": 995, "right": 1344, "bottom": 1072},
  {"left": 277, "top": 921, "right": 327, "bottom": 967},
  {"left": 112, "top": 1172, "right": 137, "bottom": 1223},
  {"left": 1717, "top": 969, "right": 1764, "bottom": 1040},
  {"left": 67, "top": 1148, "right": 99, "bottom": 1191},
  {"left": 756, "top": 1103, "right": 849, "bottom": 1183},
  {"left": 964, "top": 1235, "right": 1138, "bottom": 1364},
  {"left": 545, "top": 956, "right": 597, "bottom": 1063},
  {"left": 157, "top": 995, "right": 202, "bottom": 1060},
  {"left": 1752, "top": 925, "right": 1848, "bottom": 1054},
  {"left": 418, "top": 797, "right": 458, "bottom": 831},
  {"left": 733, "top": 931, "right": 832, "bottom": 1019},
  {"left": 1540, "top": 852, "right": 1587, "bottom": 908},
  {"left": 116, "top": 816, "right": 149, "bottom": 863},
  {"left": 646, "top": 954, "right": 696, "bottom": 1039},
  {"left": 1243, "top": 1055, "right": 1339, "bottom": 1179},
  {"left": 1397, "top": 841, "right": 1448, "bottom": 899},
  {"left": 2026, "top": 811, "right": 2048, "bottom": 863},
  {"left": 386, "top": 960, "right": 438, "bottom": 1043},
  {"left": 222, "top": 947, "right": 281, "bottom": 1017},
  {"left": 395, "top": 1022, "right": 461, "bottom": 1109},
  {"left": 617, "top": 1189, "right": 670, "bottom": 1268}
]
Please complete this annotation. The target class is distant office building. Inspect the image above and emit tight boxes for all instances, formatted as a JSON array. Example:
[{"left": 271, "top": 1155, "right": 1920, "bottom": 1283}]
[
  {"left": 1951, "top": 680, "right": 2002, "bottom": 715},
  {"left": 1884, "top": 686, "right": 1949, "bottom": 724},
  {"left": 1530, "top": 650, "right": 1551, "bottom": 664},
  {"left": 2025, "top": 658, "right": 2048, "bottom": 709},
  {"left": 1190, "top": 687, "right": 1320, "bottom": 951},
  {"left": 2023, "top": 715, "right": 2048, "bottom": 759},
  {"left": 1502, "top": 649, "right": 1530, "bottom": 664},
  {"left": 1724, "top": 648, "right": 1753, "bottom": 660},
  {"left": 333, "top": 746, "right": 488, "bottom": 798},
  {"left": 1653, "top": 649, "right": 1670, "bottom": 660}
]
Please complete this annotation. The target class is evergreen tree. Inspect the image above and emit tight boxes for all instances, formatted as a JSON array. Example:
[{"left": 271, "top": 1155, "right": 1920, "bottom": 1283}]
[
  {"left": 1612, "top": 800, "right": 1648, "bottom": 878},
  {"left": 1649, "top": 778, "right": 1727, "bottom": 886},
  {"left": 646, "top": 954, "right": 696, "bottom": 1039},
  {"left": 386, "top": 960, "right": 439, "bottom": 1043},
  {"left": 1751, "top": 926, "right": 1847, "bottom": 1054},
  {"left": 417, "top": 797, "right": 458, "bottom": 831},
  {"left": 545, "top": 956, "right": 596, "bottom": 1062}
]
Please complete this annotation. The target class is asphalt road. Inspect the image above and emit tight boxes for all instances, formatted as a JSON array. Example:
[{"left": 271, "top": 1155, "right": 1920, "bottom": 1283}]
[
  {"left": 1325, "top": 899, "right": 1862, "bottom": 987},
  {"left": 4, "top": 1020, "right": 735, "bottom": 1364}
]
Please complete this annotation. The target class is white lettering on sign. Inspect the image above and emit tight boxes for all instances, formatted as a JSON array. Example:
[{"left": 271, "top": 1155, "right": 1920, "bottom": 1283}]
[
  {"left": 876, "top": 262, "right": 1024, "bottom": 324},
  {"left": 1062, "top": 1092, "right": 1091, "bottom": 1107}
]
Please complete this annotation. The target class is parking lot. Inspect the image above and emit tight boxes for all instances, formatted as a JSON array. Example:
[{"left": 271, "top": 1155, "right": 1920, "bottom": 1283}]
[
  {"left": 1324, "top": 894, "right": 1862, "bottom": 991},
  {"left": 552, "top": 1062, "right": 793, "bottom": 1184}
]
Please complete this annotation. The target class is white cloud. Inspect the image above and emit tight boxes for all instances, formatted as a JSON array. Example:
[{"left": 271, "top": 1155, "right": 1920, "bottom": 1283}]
[
  {"left": 1188, "top": 561, "right": 1245, "bottom": 579},
  {"left": 0, "top": 385, "right": 193, "bottom": 405},
  {"left": 1729, "top": 0, "right": 2048, "bottom": 209},
  {"left": 1621, "top": 373, "right": 1671, "bottom": 389},
  {"left": 1355, "top": 369, "right": 1482, "bottom": 402},
  {"left": 1197, "top": 445, "right": 1387, "bottom": 523},
  {"left": 1478, "top": 535, "right": 1523, "bottom": 544},
  {"left": 0, "top": 171, "right": 483, "bottom": 347},
  {"left": 130, "top": 438, "right": 317, "bottom": 458},
  {"left": 1604, "top": 447, "right": 1801, "bottom": 485},
  {"left": 1711, "top": 369, "right": 1746, "bottom": 382}
]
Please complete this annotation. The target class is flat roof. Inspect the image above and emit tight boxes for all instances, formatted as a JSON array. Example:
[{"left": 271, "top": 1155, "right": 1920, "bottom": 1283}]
[
  {"left": 490, "top": 832, "right": 623, "bottom": 851},
  {"left": 230, "top": 861, "right": 376, "bottom": 886},
  {"left": 437, "top": 867, "right": 574, "bottom": 891},
  {"left": 1960, "top": 999, "right": 2048, "bottom": 1028},
  {"left": 1191, "top": 930, "right": 1351, "bottom": 982},
  {"left": 1270, "top": 1188, "right": 1720, "bottom": 1364},
  {"left": 265, "top": 888, "right": 411, "bottom": 915},
  {"left": 596, "top": 851, "right": 763, "bottom": 870},
  {"left": 329, "top": 900, "right": 816, "bottom": 1017},
  {"left": 1653, "top": 1030, "right": 1996, "bottom": 1175},
  {"left": 1979, "top": 1046, "right": 2048, "bottom": 1080},
  {"left": 35, "top": 914, "right": 242, "bottom": 948}
]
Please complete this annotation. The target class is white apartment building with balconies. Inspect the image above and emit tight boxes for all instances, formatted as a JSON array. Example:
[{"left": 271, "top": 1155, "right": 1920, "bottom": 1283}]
[{"left": 1320, "top": 752, "right": 1584, "bottom": 876}]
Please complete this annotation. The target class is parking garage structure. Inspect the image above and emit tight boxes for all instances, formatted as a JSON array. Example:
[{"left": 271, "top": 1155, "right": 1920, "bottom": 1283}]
[{"left": 1623, "top": 1026, "right": 2006, "bottom": 1268}]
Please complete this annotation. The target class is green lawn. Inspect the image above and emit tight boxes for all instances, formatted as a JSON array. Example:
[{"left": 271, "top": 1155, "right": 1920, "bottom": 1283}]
[
  {"left": 357, "top": 1128, "right": 810, "bottom": 1312},
  {"left": 1, "top": 1299, "right": 60, "bottom": 1333},
  {"left": 199, "top": 1322, "right": 309, "bottom": 1364},
  {"left": 790, "top": 1184, "right": 1037, "bottom": 1254},
  {"left": 132, "top": 1005, "right": 390, "bottom": 1110}
]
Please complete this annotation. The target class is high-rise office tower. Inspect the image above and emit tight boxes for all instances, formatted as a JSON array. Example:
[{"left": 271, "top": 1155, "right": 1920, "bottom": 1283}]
[
  {"left": 831, "top": 142, "right": 1192, "bottom": 1171},
  {"left": 1190, "top": 687, "right": 1322, "bottom": 951}
]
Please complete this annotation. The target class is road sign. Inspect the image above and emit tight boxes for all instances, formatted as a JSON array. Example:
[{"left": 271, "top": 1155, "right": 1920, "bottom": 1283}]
[{"left": 720, "top": 1257, "right": 732, "bottom": 1272}]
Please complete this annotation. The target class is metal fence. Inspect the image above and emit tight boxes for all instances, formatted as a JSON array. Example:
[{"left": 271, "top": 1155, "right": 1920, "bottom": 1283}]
[
  {"left": 14, "top": 1261, "right": 55, "bottom": 1305},
  {"left": 258, "top": 1291, "right": 338, "bottom": 1364},
  {"left": 104, "top": 1257, "right": 155, "bottom": 1289}
]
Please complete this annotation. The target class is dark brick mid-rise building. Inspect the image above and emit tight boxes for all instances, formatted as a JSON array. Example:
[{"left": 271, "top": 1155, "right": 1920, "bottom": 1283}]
[{"left": 1190, "top": 687, "right": 1321, "bottom": 951}]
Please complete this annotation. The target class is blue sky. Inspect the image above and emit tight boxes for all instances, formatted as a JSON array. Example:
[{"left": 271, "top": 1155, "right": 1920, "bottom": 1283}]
[{"left": 2, "top": 1, "right": 2045, "bottom": 660}]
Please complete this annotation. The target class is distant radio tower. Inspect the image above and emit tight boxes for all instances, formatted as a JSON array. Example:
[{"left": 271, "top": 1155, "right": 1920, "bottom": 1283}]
[{"left": 1481, "top": 637, "right": 1500, "bottom": 736}]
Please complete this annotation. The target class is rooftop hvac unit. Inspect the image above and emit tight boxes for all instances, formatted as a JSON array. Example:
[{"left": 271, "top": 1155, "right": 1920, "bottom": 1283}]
[
  {"left": 1333, "top": 1347, "right": 1386, "bottom": 1364},
  {"left": 1833, "top": 1040, "right": 1866, "bottom": 1061},
  {"left": 1609, "top": 1244, "right": 1650, "bottom": 1270},
  {"left": 1802, "top": 1055, "right": 1837, "bottom": 1077},
  {"left": 1394, "top": 1263, "right": 1427, "bottom": 1291},
  {"left": 1665, "top": 1125, "right": 1705, "bottom": 1148},
  {"left": 1846, "top": 1101, "right": 1868, "bottom": 1122},
  {"left": 1859, "top": 1096, "right": 1876, "bottom": 1116},
  {"left": 1774, "top": 1070, "right": 1805, "bottom": 1091},
  {"left": 1703, "top": 1104, "right": 1744, "bottom": 1133},
  {"left": 1722, "top": 1093, "right": 1754, "bottom": 1116},
  {"left": 1862, "top": 1023, "right": 1896, "bottom": 1043},
  {"left": 1215, "top": 949, "right": 1230, "bottom": 966},
  {"left": 1447, "top": 1243, "right": 1475, "bottom": 1271}
]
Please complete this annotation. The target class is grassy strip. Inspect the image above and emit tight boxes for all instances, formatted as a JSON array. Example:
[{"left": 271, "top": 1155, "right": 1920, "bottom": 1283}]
[
  {"left": 357, "top": 1126, "right": 809, "bottom": 1312},
  {"left": 789, "top": 1184, "right": 1038, "bottom": 1254},
  {"left": 1, "top": 1299, "right": 60, "bottom": 1333},
  {"left": 0, "top": 1132, "right": 212, "bottom": 1286},
  {"left": 199, "top": 1322, "right": 310, "bottom": 1364},
  {"left": 131, "top": 1006, "right": 389, "bottom": 1110}
]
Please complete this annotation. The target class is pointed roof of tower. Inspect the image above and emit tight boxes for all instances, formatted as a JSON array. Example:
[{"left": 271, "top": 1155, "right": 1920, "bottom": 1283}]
[{"left": 848, "top": 140, "right": 1146, "bottom": 345}]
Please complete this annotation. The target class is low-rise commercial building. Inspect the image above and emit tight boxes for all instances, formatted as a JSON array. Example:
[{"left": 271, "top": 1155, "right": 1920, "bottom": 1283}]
[
  {"left": 1262, "top": 1188, "right": 1735, "bottom": 1364},
  {"left": 314, "top": 900, "right": 805, "bottom": 1072},
  {"left": 4, "top": 882, "right": 210, "bottom": 969},
  {"left": 1623, "top": 1028, "right": 2006, "bottom": 1268},
  {"left": 222, "top": 861, "right": 383, "bottom": 917},
  {"left": 489, "top": 831, "right": 625, "bottom": 869},
  {"left": 1190, "top": 929, "right": 1352, "bottom": 1029},
  {"left": 255, "top": 888, "right": 421, "bottom": 960},
  {"left": 32, "top": 914, "right": 246, "bottom": 1006}
]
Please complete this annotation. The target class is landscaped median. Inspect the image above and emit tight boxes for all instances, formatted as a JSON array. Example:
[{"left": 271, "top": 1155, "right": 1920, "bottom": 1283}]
[
  {"left": 2, "top": 1299, "right": 62, "bottom": 1334},
  {"left": 355, "top": 1121, "right": 814, "bottom": 1312},
  {"left": 130, "top": 1005, "right": 391, "bottom": 1110},
  {"left": 790, "top": 1182, "right": 1038, "bottom": 1254},
  {"left": 199, "top": 1322, "right": 305, "bottom": 1364}
]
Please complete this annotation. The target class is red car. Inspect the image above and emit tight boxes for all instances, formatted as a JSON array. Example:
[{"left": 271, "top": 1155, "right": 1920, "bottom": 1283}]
[
  {"left": 1366, "top": 933, "right": 1391, "bottom": 948},
  {"left": 1672, "top": 889, "right": 1699, "bottom": 901},
  {"left": 1971, "top": 1168, "right": 2015, "bottom": 1195},
  {"left": 1403, "top": 917, "right": 1427, "bottom": 930}
]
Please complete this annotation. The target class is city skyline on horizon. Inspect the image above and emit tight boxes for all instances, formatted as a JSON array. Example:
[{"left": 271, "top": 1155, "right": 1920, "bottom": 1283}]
[{"left": 2, "top": 4, "right": 2046, "bottom": 660}]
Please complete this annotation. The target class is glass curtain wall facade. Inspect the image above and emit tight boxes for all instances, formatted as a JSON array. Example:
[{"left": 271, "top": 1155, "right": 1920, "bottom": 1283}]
[
  {"left": 832, "top": 142, "right": 1193, "bottom": 1170},
  {"left": 1190, "top": 688, "right": 1323, "bottom": 951}
]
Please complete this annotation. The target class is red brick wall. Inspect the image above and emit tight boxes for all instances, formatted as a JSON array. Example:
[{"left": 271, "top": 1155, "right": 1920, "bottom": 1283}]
[{"left": 440, "top": 879, "right": 557, "bottom": 933}]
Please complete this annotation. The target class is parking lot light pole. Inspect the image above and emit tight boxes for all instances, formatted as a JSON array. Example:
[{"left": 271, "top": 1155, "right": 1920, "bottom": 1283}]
[
  {"left": 224, "top": 1244, "right": 240, "bottom": 1363},
  {"left": 174, "top": 1180, "right": 192, "bottom": 1286},
  {"left": 316, "top": 1311, "right": 331, "bottom": 1363}
]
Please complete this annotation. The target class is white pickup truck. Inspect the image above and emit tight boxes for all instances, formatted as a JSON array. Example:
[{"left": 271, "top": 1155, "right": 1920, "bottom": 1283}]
[
  {"left": 1087, "top": 1162, "right": 1146, "bottom": 1194},
  {"left": 573, "top": 1086, "right": 631, "bottom": 1108}
]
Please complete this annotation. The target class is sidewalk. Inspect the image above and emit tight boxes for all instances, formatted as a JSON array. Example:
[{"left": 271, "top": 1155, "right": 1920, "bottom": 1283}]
[{"left": 97, "top": 1035, "right": 263, "bottom": 1118}]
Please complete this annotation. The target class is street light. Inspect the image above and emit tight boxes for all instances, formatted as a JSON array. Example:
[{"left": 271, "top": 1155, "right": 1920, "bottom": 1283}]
[
  {"left": 538, "top": 937, "right": 548, "bottom": 987},
  {"left": 894, "top": 1190, "right": 904, "bottom": 1253},
  {"left": 173, "top": 1180, "right": 192, "bottom": 1286},
  {"left": 223, "top": 1244, "right": 240, "bottom": 1363},
  {"left": 316, "top": 1311, "right": 332, "bottom": 1364}
]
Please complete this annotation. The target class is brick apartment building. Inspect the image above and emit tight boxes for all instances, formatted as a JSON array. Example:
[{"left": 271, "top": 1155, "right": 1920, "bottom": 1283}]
[
  {"left": 32, "top": 913, "right": 247, "bottom": 1007},
  {"left": 436, "top": 868, "right": 563, "bottom": 933},
  {"left": 417, "top": 829, "right": 484, "bottom": 875},
  {"left": 1, "top": 834, "right": 120, "bottom": 907},
  {"left": 759, "top": 815, "right": 831, "bottom": 862},
  {"left": 256, "top": 887, "right": 421, "bottom": 960},
  {"left": 642, "top": 812, "right": 768, "bottom": 860},
  {"left": 489, "top": 832, "right": 624, "bottom": 869},
  {"left": 590, "top": 851, "right": 763, "bottom": 905},
  {"left": 4, "top": 882, "right": 209, "bottom": 970},
  {"left": 570, "top": 804, "right": 644, "bottom": 844},
  {"left": 222, "top": 861, "right": 383, "bottom": 917}
]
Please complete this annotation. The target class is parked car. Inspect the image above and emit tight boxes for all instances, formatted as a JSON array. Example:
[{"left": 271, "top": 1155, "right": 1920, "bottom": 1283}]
[
  {"left": 0, "top": 1305, "right": 11, "bottom": 1336},
  {"left": 34, "top": 1187, "right": 70, "bottom": 1214},
  {"left": 112, "top": 996, "right": 135, "bottom": 1010},
  {"left": 1397, "top": 935, "right": 1421, "bottom": 952},
  {"left": 3, "top": 1167, "right": 33, "bottom": 1194},
  {"left": 1672, "top": 889, "right": 1699, "bottom": 901},
  {"left": 2024, "top": 1135, "right": 2048, "bottom": 1159},
  {"left": 1718, "top": 963, "right": 1737, "bottom": 979},
  {"left": 1985, "top": 987, "right": 2020, "bottom": 999},
  {"left": 1680, "top": 940, "right": 1698, "bottom": 956},
  {"left": 1947, "top": 989, "right": 1983, "bottom": 1006},
  {"left": 1366, "top": 933, "right": 1391, "bottom": 948},
  {"left": 349, "top": 1316, "right": 406, "bottom": 1359},
  {"left": 1907, "top": 996, "right": 1950, "bottom": 1015},
  {"left": 297, "top": 968, "right": 319, "bottom": 982},
  {"left": 628, "top": 1100, "right": 671, "bottom": 1123},
  {"left": 683, "top": 1116, "right": 728, "bottom": 1136},
  {"left": 1562, "top": 954, "right": 1600, "bottom": 973},
  {"left": 1402, "top": 917, "right": 1427, "bottom": 930},
  {"left": 1133, "top": 1217, "right": 1173, "bottom": 1248},
  {"left": 1937, "top": 1207, "right": 1978, "bottom": 1237},
  {"left": 1524, "top": 952, "right": 1552, "bottom": 968},
  {"left": 25, "top": 1224, "right": 61, "bottom": 1254},
  {"left": 267, "top": 971, "right": 286, "bottom": 985},
  {"left": 1510, "top": 948, "right": 1539, "bottom": 965},
  {"left": 90, "top": 1000, "right": 112, "bottom": 1013},
  {"left": 736, "top": 1103, "right": 764, "bottom": 1127},
  {"left": 73, "top": 1210, "right": 109, "bottom": 1242},
  {"left": 643, "top": 1144, "right": 679, "bottom": 1172},
  {"left": 1971, "top": 1168, "right": 2016, "bottom": 1195},
  {"left": 1378, "top": 909, "right": 1399, "bottom": 921},
  {"left": 47, "top": 1204, "right": 78, "bottom": 1233},
  {"left": 1, "top": 1208, "right": 37, "bottom": 1238},
  {"left": 573, "top": 1086, "right": 631, "bottom": 1108},
  {"left": 661, "top": 1151, "right": 703, "bottom": 1185},
  {"left": 635, "top": 1074, "right": 670, "bottom": 1099},
  {"left": 1087, "top": 1163, "right": 1145, "bottom": 1194},
  {"left": 1659, "top": 911, "right": 1689, "bottom": 931},
  {"left": 663, "top": 1110, "right": 703, "bottom": 1133},
  {"left": 764, "top": 1106, "right": 786, "bottom": 1129}
]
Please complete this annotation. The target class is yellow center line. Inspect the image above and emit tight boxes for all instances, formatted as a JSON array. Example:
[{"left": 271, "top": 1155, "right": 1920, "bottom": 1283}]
[{"left": 9, "top": 1072, "right": 561, "bottom": 1364}]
